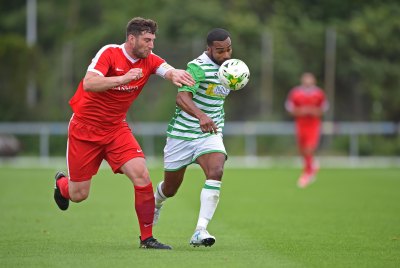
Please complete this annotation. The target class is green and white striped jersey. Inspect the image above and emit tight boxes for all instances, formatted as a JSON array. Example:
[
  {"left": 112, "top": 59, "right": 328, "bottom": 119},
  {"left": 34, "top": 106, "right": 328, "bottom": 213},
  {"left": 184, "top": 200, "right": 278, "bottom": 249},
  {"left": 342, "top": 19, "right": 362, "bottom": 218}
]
[{"left": 167, "top": 52, "right": 230, "bottom": 140}]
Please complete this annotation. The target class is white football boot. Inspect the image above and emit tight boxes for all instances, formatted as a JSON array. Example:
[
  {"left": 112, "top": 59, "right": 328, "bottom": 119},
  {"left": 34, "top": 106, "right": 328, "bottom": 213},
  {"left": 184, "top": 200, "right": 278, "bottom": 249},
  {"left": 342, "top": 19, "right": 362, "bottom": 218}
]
[{"left": 189, "top": 229, "right": 216, "bottom": 247}]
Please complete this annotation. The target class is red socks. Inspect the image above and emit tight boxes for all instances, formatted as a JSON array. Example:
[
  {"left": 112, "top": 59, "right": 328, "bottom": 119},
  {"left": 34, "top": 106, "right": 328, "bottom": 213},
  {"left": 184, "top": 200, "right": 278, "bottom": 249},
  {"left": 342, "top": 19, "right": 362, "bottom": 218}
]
[
  {"left": 57, "top": 177, "right": 70, "bottom": 199},
  {"left": 57, "top": 178, "right": 154, "bottom": 240},
  {"left": 134, "top": 183, "right": 155, "bottom": 241},
  {"left": 304, "top": 155, "right": 313, "bottom": 173}
]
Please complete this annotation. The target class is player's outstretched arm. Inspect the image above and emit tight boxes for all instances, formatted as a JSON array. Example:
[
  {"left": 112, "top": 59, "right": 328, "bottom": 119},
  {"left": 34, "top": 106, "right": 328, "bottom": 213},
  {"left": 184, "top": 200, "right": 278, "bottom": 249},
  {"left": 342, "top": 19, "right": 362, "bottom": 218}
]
[
  {"left": 176, "top": 91, "right": 218, "bottom": 134},
  {"left": 83, "top": 69, "right": 143, "bottom": 92},
  {"left": 165, "top": 69, "right": 195, "bottom": 88}
]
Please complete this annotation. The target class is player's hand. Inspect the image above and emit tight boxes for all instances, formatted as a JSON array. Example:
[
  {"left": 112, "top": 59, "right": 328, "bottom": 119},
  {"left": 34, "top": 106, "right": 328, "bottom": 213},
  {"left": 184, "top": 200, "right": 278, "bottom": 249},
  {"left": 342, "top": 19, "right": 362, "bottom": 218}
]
[
  {"left": 199, "top": 114, "right": 218, "bottom": 134},
  {"left": 308, "top": 106, "right": 323, "bottom": 117},
  {"left": 121, "top": 68, "right": 143, "bottom": 84},
  {"left": 296, "top": 106, "right": 313, "bottom": 116},
  {"left": 169, "top": 69, "right": 195, "bottom": 87}
]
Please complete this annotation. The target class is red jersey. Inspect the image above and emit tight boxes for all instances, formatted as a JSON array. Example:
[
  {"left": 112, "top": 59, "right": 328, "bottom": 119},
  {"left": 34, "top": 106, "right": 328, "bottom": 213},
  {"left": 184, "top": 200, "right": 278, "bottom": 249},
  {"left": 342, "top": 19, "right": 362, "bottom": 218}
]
[
  {"left": 285, "top": 86, "right": 328, "bottom": 128},
  {"left": 69, "top": 44, "right": 170, "bottom": 128}
]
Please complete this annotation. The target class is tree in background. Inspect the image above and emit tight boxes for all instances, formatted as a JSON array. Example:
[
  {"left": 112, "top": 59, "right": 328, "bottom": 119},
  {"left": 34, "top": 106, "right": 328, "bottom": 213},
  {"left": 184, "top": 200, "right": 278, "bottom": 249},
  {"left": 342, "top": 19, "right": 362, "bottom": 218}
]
[{"left": 0, "top": 0, "right": 399, "bottom": 122}]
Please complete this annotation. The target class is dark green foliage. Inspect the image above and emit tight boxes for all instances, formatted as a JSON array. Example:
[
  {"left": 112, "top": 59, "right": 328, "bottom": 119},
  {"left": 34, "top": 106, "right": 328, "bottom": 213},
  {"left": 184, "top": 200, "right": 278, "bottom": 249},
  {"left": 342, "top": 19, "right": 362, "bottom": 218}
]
[{"left": 0, "top": 1, "right": 399, "bottom": 121}]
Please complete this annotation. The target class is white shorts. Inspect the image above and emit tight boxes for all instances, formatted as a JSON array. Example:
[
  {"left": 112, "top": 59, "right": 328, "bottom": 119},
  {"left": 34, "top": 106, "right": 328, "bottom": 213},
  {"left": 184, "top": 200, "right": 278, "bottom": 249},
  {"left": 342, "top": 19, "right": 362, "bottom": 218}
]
[{"left": 164, "top": 134, "right": 227, "bottom": 171}]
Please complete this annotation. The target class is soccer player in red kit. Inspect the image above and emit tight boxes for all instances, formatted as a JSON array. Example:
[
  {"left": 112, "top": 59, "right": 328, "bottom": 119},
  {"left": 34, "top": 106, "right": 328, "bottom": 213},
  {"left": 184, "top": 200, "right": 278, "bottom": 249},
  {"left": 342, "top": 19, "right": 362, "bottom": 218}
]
[
  {"left": 52, "top": 17, "right": 195, "bottom": 249},
  {"left": 285, "top": 73, "right": 328, "bottom": 188}
]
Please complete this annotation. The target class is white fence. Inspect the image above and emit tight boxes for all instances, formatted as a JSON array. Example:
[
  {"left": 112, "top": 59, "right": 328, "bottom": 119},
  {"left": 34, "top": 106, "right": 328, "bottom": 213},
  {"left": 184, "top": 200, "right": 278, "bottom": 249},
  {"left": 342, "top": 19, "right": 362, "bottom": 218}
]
[{"left": 0, "top": 122, "right": 399, "bottom": 163}]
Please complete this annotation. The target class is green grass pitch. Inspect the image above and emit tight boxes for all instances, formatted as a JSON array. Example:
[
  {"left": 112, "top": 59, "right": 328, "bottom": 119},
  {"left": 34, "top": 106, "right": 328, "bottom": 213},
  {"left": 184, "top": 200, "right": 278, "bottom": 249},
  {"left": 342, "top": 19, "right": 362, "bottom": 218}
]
[{"left": 0, "top": 167, "right": 399, "bottom": 267}]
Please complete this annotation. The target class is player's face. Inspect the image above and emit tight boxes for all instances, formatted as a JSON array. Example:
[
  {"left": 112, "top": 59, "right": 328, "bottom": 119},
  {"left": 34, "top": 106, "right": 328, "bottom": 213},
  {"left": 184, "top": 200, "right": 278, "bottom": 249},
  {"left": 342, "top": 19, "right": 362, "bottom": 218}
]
[
  {"left": 129, "top": 32, "right": 155, "bottom": 59},
  {"left": 207, "top": 37, "right": 232, "bottom": 65},
  {"left": 301, "top": 74, "right": 316, "bottom": 87}
]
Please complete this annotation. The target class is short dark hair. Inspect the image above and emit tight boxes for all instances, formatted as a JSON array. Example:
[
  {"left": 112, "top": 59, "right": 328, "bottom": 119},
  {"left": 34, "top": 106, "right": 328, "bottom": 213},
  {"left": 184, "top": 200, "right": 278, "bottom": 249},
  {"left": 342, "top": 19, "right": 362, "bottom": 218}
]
[
  {"left": 207, "top": 28, "right": 231, "bottom": 46},
  {"left": 126, "top": 17, "right": 158, "bottom": 39}
]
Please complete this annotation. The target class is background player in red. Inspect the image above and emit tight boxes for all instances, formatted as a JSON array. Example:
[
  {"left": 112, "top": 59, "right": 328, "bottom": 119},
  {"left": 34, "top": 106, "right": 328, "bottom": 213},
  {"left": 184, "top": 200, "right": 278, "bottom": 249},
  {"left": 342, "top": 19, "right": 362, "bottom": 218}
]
[
  {"left": 52, "top": 17, "right": 195, "bottom": 249},
  {"left": 285, "top": 72, "right": 328, "bottom": 188}
]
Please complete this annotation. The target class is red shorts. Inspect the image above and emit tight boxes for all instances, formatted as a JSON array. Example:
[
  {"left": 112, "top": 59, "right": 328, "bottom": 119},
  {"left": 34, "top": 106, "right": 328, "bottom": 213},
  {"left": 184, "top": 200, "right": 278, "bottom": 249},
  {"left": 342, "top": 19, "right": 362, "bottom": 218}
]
[
  {"left": 67, "top": 116, "right": 145, "bottom": 182},
  {"left": 296, "top": 125, "right": 321, "bottom": 150}
]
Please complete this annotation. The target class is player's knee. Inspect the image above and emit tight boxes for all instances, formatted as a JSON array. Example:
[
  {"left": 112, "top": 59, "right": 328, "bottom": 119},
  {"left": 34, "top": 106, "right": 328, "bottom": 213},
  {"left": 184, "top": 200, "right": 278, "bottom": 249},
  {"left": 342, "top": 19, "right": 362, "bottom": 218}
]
[{"left": 127, "top": 170, "right": 151, "bottom": 186}]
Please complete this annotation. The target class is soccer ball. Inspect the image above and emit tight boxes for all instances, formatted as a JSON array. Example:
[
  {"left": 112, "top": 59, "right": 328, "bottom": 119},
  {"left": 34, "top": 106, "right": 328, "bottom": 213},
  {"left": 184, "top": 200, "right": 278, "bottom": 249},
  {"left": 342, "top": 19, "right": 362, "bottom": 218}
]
[{"left": 217, "top": 59, "right": 250, "bottom": 91}]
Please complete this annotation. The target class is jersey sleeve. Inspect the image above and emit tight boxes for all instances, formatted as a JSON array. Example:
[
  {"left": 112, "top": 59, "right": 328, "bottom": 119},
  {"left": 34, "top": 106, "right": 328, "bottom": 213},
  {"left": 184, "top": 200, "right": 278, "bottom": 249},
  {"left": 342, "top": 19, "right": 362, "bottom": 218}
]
[
  {"left": 177, "top": 63, "right": 205, "bottom": 95},
  {"left": 87, "top": 45, "right": 113, "bottom": 76},
  {"left": 155, "top": 62, "right": 175, "bottom": 77},
  {"left": 149, "top": 53, "right": 175, "bottom": 77},
  {"left": 285, "top": 88, "right": 296, "bottom": 112},
  {"left": 319, "top": 89, "right": 329, "bottom": 112}
]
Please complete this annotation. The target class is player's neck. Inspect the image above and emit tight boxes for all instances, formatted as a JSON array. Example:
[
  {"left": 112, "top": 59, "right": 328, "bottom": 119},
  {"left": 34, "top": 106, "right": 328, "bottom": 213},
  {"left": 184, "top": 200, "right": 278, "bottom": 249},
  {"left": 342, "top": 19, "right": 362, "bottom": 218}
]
[
  {"left": 302, "top": 85, "right": 315, "bottom": 90},
  {"left": 205, "top": 52, "right": 219, "bottom": 66},
  {"left": 123, "top": 43, "right": 139, "bottom": 60}
]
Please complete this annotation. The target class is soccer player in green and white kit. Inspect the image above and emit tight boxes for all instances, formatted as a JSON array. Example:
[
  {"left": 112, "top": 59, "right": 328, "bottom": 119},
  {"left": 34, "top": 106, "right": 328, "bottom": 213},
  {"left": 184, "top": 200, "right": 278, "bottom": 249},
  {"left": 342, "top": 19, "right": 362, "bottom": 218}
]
[{"left": 154, "top": 28, "right": 233, "bottom": 247}]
